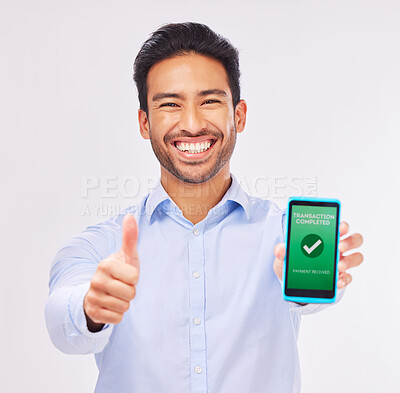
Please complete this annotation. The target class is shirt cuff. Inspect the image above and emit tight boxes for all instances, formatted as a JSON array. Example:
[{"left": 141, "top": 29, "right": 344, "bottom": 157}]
[
  {"left": 288, "top": 287, "right": 346, "bottom": 315},
  {"left": 68, "top": 282, "right": 114, "bottom": 339}
]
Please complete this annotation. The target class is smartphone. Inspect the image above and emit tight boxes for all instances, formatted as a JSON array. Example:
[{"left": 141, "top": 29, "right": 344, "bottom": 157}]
[{"left": 283, "top": 197, "right": 341, "bottom": 304}]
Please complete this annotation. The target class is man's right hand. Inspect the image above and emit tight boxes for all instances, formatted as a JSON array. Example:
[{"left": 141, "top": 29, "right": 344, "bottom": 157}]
[{"left": 83, "top": 214, "right": 140, "bottom": 332}]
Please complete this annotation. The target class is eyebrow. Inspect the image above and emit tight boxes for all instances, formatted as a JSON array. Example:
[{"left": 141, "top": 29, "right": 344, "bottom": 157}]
[{"left": 152, "top": 89, "right": 228, "bottom": 102}]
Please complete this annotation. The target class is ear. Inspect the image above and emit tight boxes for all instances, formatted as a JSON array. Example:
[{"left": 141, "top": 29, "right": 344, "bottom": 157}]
[
  {"left": 138, "top": 109, "right": 150, "bottom": 140},
  {"left": 234, "top": 99, "right": 247, "bottom": 134}
]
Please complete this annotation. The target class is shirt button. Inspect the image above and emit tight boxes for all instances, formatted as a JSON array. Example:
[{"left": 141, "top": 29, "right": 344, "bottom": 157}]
[
  {"left": 192, "top": 271, "right": 200, "bottom": 279},
  {"left": 193, "top": 317, "right": 201, "bottom": 325},
  {"left": 193, "top": 228, "right": 200, "bottom": 236},
  {"left": 194, "top": 366, "right": 202, "bottom": 374}
]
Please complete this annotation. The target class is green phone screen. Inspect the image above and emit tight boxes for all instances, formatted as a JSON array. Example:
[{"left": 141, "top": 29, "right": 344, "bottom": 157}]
[{"left": 287, "top": 205, "right": 338, "bottom": 290}]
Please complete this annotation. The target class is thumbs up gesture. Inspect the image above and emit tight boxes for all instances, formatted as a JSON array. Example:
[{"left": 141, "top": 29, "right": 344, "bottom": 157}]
[{"left": 84, "top": 215, "right": 140, "bottom": 332}]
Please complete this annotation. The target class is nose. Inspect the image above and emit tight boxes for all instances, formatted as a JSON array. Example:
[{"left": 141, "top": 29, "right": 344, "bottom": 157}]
[{"left": 178, "top": 103, "right": 208, "bottom": 134}]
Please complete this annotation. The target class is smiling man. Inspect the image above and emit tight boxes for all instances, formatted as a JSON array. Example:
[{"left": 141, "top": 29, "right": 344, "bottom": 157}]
[{"left": 45, "top": 22, "right": 364, "bottom": 393}]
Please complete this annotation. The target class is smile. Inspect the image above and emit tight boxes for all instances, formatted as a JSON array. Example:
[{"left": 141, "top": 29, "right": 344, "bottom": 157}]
[
  {"left": 171, "top": 136, "right": 217, "bottom": 159},
  {"left": 175, "top": 139, "right": 214, "bottom": 154}
]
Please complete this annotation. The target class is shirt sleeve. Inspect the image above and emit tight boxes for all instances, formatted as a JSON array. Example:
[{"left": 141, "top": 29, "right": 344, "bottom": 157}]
[
  {"left": 280, "top": 207, "right": 346, "bottom": 315},
  {"left": 44, "top": 216, "right": 121, "bottom": 355}
]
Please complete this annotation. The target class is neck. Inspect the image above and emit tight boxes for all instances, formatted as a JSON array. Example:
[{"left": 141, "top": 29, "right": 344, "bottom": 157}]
[{"left": 160, "top": 165, "right": 232, "bottom": 225}]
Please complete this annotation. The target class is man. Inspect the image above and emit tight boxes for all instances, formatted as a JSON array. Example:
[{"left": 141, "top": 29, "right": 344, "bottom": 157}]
[{"left": 45, "top": 22, "right": 364, "bottom": 393}]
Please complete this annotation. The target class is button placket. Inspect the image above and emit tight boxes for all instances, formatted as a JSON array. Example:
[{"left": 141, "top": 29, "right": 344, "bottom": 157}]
[{"left": 188, "top": 225, "right": 207, "bottom": 390}]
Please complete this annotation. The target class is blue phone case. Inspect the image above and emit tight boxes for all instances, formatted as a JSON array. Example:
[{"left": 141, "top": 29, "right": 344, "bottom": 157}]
[{"left": 282, "top": 196, "right": 341, "bottom": 304}]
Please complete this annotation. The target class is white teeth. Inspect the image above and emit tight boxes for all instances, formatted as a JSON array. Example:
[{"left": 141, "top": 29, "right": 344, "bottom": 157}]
[{"left": 175, "top": 140, "right": 212, "bottom": 153}]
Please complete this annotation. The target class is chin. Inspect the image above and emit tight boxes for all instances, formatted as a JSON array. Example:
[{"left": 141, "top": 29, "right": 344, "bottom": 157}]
[{"left": 168, "top": 166, "right": 218, "bottom": 184}]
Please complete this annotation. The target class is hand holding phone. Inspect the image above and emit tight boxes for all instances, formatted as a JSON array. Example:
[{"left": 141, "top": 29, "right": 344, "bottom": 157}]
[{"left": 282, "top": 197, "right": 341, "bottom": 303}]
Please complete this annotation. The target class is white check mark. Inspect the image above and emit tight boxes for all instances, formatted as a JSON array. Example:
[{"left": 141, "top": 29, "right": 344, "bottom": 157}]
[{"left": 303, "top": 239, "right": 322, "bottom": 255}]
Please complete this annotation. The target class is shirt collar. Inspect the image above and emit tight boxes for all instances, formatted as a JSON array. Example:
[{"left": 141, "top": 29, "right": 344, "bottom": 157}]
[{"left": 144, "top": 173, "right": 251, "bottom": 223}]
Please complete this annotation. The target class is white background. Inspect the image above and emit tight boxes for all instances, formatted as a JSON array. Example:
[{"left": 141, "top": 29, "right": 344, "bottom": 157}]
[{"left": 1, "top": 0, "right": 399, "bottom": 392}]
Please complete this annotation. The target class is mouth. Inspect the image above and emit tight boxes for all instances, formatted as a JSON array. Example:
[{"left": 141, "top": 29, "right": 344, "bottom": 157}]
[{"left": 170, "top": 136, "right": 217, "bottom": 159}]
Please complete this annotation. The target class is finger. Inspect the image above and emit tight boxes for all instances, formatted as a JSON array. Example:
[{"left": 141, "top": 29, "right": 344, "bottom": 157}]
[
  {"left": 339, "top": 233, "right": 364, "bottom": 253},
  {"left": 106, "top": 279, "right": 136, "bottom": 302},
  {"left": 338, "top": 252, "right": 364, "bottom": 272},
  {"left": 92, "top": 275, "right": 136, "bottom": 302},
  {"left": 121, "top": 214, "right": 140, "bottom": 269},
  {"left": 86, "top": 306, "right": 125, "bottom": 325},
  {"left": 339, "top": 221, "right": 350, "bottom": 237},
  {"left": 86, "top": 289, "right": 131, "bottom": 314},
  {"left": 98, "top": 258, "right": 139, "bottom": 286},
  {"left": 273, "top": 243, "right": 286, "bottom": 281},
  {"left": 274, "top": 243, "right": 286, "bottom": 260},
  {"left": 337, "top": 272, "right": 352, "bottom": 288}
]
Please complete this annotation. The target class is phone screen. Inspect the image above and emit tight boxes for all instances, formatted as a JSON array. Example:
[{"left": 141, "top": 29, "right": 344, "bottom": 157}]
[{"left": 285, "top": 200, "right": 340, "bottom": 299}]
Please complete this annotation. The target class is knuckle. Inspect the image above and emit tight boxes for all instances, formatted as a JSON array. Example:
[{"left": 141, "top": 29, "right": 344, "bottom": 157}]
[
  {"left": 131, "top": 270, "right": 140, "bottom": 284},
  {"left": 91, "top": 275, "right": 104, "bottom": 290},
  {"left": 85, "top": 304, "right": 94, "bottom": 317},
  {"left": 90, "top": 307, "right": 101, "bottom": 321},
  {"left": 98, "top": 258, "right": 113, "bottom": 272},
  {"left": 353, "top": 233, "right": 361, "bottom": 244},
  {"left": 98, "top": 259, "right": 108, "bottom": 271},
  {"left": 124, "top": 286, "right": 136, "bottom": 301},
  {"left": 126, "top": 266, "right": 139, "bottom": 283},
  {"left": 113, "top": 314, "right": 123, "bottom": 324},
  {"left": 85, "top": 291, "right": 96, "bottom": 305},
  {"left": 347, "top": 274, "right": 353, "bottom": 283},
  {"left": 130, "top": 286, "right": 136, "bottom": 300}
]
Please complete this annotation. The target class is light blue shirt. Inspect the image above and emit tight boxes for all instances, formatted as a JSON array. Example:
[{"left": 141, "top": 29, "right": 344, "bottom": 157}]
[{"left": 45, "top": 173, "right": 344, "bottom": 393}]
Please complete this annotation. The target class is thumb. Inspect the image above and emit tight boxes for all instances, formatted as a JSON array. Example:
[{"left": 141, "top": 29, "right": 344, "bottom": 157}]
[
  {"left": 273, "top": 243, "right": 286, "bottom": 281},
  {"left": 120, "top": 214, "right": 140, "bottom": 269}
]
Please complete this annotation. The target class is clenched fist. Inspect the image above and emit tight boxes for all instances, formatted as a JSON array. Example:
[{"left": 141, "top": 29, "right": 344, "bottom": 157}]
[{"left": 84, "top": 214, "right": 140, "bottom": 332}]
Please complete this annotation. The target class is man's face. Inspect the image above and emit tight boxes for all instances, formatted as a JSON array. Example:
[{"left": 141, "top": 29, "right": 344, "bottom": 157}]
[{"left": 139, "top": 53, "right": 246, "bottom": 184}]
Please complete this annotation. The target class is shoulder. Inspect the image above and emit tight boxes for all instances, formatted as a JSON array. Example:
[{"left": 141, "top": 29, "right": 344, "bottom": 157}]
[
  {"left": 71, "top": 199, "right": 145, "bottom": 254},
  {"left": 243, "top": 195, "right": 288, "bottom": 237},
  {"left": 50, "top": 200, "right": 146, "bottom": 285},
  {"left": 247, "top": 195, "right": 286, "bottom": 220}
]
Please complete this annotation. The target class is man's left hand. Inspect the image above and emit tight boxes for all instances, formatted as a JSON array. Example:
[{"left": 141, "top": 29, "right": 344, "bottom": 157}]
[{"left": 273, "top": 221, "right": 364, "bottom": 289}]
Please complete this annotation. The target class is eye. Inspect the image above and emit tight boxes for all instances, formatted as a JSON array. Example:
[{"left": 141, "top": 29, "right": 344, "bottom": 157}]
[
  {"left": 203, "top": 99, "right": 220, "bottom": 104},
  {"left": 160, "top": 103, "right": 179, "bottom": 107}
]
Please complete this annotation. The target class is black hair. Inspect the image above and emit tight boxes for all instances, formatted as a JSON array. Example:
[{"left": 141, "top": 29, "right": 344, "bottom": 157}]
[{"left": 133, "top": 22, "right": 241, "bottom": 115}]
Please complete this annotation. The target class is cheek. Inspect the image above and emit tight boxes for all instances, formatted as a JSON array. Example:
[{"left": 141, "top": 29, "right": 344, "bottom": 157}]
[
  {"left": 149, "top": 113, "right": 177, "bottom": 140},
  {"left": 206, "top": 108, "right": 233, "bottom": 130},
  {"left": 153, "top": 111, "right": 180, "bottom": 127}
]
